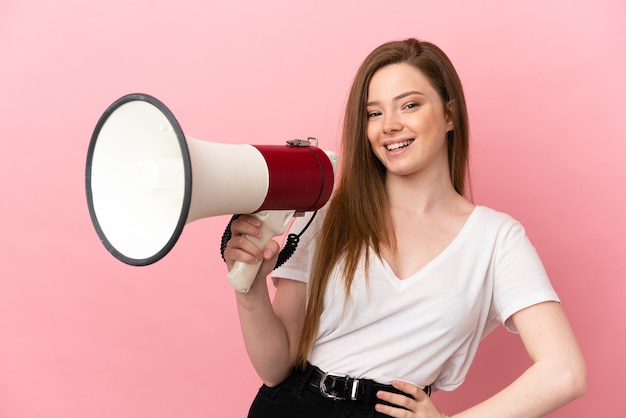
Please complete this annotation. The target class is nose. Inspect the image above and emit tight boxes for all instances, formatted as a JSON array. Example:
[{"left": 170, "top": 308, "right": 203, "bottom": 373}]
[{"left": 382, "top": 112, "right": 402, "bottom": 135}]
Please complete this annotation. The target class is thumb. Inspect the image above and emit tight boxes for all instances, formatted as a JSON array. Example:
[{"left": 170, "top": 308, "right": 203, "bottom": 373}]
[
  {"left": 262, "top": 239, "right": 280, "bottom": 261},
  {"left": 255, "top": 239, "right": 281, "bottom": 279}
]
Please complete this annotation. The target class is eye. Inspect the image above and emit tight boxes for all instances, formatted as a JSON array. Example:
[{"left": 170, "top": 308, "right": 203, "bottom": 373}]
[
  {"left": 367, "top": 110, "right": 382, "bottom": 119},
  {"left": 403, "top": 102, "right": 420, "bottom": 111}
]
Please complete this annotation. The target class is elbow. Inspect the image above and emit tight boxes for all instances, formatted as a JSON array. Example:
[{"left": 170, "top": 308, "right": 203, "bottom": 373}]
[
  {"left": 258, "top": 365, "right": 294, "bottom": 388},
  {"left": 570, "top": 362, "right": 588, "bottom": 400},
  {"left": 263, "top": 373, "right": 290, "bottom": 388},
  {"left": 558, "top": 358, "right": 588, "bottom": 402},
  {"left": 262, "top": 378, "right": 282, "bottom": 388}
]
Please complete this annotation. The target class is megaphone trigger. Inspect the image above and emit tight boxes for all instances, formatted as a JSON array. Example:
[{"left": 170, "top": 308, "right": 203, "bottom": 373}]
[{"left": 226, "top": 209, "right": 295, "bottom": 293}]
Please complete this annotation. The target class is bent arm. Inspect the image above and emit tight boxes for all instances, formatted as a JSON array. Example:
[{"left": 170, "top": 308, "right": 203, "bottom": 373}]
[
  {"left": 453, "top": 301, "right": 587, "bottom": 418},
  {"left": 224, "top": 215, "right": 307, "bottom": 387},
  {"left": 235, "top": 274, "right": 306, "bottom": 386}
]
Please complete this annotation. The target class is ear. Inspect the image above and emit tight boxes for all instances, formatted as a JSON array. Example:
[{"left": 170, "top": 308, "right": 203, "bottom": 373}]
[{"left": 445, "top": 100, "right": 455, "bottom": 132}]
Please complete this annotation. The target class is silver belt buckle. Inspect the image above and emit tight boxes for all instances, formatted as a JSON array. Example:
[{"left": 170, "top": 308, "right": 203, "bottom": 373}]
[{"left": 319, "top": 371, "right": 360, "bottom": 401}]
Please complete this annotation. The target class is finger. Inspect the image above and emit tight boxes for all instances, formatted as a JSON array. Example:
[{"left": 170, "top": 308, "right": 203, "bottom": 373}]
[
  {"left": 376, "top": 389, "right": 415, "bottom": 412},
  {"left": 392, "top": 380, "right": 428, "bottom": 401},
  {"left": 225, "top": 237, "right": 280, "bottom": 266},
  {"left": 234, "top": 214, "right": 261, "bottom": 227},
  {"left": 224, "top": 244, "right": 261, "bottom": 266},
  {"left": 230, "top": 216, "right": 263, "bottom": 238},
  {"left": 373, "top": 402, "right": 403, "bottom": 417},
  {"left": 224, "top": 235, "right": 264, "bottom": 265}
]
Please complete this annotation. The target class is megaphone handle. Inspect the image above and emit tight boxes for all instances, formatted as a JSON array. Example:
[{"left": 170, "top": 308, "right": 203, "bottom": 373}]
[{"left": 226, "top": 210, "right": 296, "bottom": 293}]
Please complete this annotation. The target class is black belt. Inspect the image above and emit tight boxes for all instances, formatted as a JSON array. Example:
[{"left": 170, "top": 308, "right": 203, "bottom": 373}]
[{"left": 305, "top": 365, "right": 431, "bottom": 402}]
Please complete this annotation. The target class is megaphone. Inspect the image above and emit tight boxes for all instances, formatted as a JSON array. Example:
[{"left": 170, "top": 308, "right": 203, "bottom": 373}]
[{"left": 85, "top": 93, "right": 338, "bottom": 292}]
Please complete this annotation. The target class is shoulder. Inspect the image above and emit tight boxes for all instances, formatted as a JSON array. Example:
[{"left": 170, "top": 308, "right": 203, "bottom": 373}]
[
  {"left": 473, "top": 205, "right": 518, "bottom": 225},
  {"left": 464, "top": 206, "right": 538, "bottom": 255},
  {"left": 466, "top": 205, "right": 522, "bottom": 235}
]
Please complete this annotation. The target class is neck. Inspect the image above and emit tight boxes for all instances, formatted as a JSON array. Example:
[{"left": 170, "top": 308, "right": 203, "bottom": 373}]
[{"left": 385, "top": 169, "right": 459, "bottom": 215}]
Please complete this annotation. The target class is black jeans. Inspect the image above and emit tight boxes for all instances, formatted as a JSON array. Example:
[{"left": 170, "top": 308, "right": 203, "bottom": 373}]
[{"left": 247, "top": 365, "right": 411, "bottom": 418}]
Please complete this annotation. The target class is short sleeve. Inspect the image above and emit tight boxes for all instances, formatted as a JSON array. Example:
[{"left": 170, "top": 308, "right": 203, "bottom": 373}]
[
  {"left": 492, "top": 221, "right": 560, "bottom": 333},
  {"left": 271, "top": 209, "right": 324, "bottom": 285}
]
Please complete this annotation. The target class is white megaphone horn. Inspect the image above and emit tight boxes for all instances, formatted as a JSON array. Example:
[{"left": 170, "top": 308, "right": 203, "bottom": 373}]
[{"left": 85, "top": 93, "right": 338, "bottom": 292}]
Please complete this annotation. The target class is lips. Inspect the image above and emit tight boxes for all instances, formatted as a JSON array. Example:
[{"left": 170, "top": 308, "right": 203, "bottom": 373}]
[{"left": 385, "top": 139, "right": 414, "bottom": 151}]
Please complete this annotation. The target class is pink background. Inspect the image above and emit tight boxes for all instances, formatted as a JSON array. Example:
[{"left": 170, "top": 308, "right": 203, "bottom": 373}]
[{"left": 1, "top": 1, "right": 624, "bottom": 416}]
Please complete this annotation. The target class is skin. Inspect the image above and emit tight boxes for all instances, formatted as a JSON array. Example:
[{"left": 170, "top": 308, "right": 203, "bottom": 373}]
[
  {"left": 366, "top": 63, "right": 453, "bottom": 185},
  {"left": 365, "top": 63, "right": 474, "bottom": 280},
  {"left": 224, "top": 62, "right": 587, "bottom": 417}
]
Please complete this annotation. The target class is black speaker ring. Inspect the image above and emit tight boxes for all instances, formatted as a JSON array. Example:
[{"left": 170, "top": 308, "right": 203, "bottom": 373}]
[{"left": 85, "top": 93, "right": 192, "bottom": 266}]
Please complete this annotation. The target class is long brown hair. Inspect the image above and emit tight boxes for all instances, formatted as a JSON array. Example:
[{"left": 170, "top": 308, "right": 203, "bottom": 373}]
[{"left": 295, "top": 39, "right": 471, "bottom": 368}]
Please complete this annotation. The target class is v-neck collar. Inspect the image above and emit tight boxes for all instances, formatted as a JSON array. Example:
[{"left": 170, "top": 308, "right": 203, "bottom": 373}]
[{"left": 377, "top": 205, "right": 481, "bottom": 285}]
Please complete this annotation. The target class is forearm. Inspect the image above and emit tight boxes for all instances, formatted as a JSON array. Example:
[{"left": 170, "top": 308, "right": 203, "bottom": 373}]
[
  {"left": 452, "top": 354, "right": 586, "bottom": 417},
  {"left": 235, "top": 278, "right": 295, "bottom": 386}
]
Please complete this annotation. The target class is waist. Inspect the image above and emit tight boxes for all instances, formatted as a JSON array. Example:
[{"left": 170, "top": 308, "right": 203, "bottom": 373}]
[{"left": 299, "top": 364, "right": 431, "bottom": 403}]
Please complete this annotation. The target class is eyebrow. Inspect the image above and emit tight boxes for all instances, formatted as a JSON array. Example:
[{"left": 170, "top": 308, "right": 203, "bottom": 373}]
[{"left": 366, "top": 90, "right": 425, "bottom": 107}]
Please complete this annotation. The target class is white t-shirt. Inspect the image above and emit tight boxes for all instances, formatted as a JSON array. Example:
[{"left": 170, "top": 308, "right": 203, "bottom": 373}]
[{"left": 273, "top": 205, "right": 559, "bottom": 391}]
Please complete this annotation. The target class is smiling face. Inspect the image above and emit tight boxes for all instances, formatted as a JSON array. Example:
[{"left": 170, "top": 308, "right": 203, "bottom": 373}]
[{"left": 366, "top": 62, "right": 453, "bottom": 182}]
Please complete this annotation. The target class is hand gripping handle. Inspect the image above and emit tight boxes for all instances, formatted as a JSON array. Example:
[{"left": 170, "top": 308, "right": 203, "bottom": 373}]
[{"left": 226, "top": 210, "right": 295, "bottom": 293}]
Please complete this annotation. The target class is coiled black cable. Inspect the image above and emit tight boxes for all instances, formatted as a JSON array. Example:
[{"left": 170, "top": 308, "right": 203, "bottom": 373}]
[{"left": 220, "top": 211, "right": 318, "bottom": 270}]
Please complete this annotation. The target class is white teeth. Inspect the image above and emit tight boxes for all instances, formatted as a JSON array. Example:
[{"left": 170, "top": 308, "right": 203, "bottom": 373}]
[{"left": 386, "top": 140, "right": 413, "bottom": 151}]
